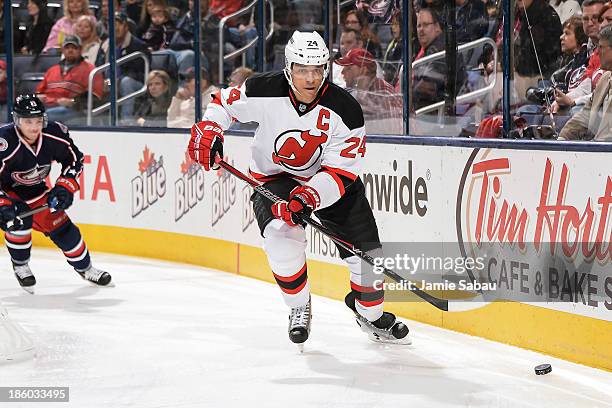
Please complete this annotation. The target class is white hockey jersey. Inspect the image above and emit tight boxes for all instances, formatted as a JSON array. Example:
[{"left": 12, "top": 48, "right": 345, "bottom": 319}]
[{"left": 203, "top": 72, "right": 367, "bottom": 210}]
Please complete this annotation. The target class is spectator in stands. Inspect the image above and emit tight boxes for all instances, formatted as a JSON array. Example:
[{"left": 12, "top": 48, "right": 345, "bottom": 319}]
[
  {"left": 553, "top": 0, "right": 607, "bottom": 112},
  {"left": 382, "top": 11, "right": 402, "bottom": 86},
  {"left": 333, "top": 28, "right": 364, "bottom": 87},
  {"left": 135, "top": 70, "right": 173, "bottom": 127},
  {"left": 340, "top": 28, "right": 363, "bottom": 59},
  {"left": 584, "top": 0, "right": 606, "bottom": 57},
  {"left": 137, "top": 0, "right": 169, "bottom": 38},
  {"left": 228, "top": 66, "right": 254, "bottom": 87},
  {"left": 337, "top": 47, "right": 402, "bottom": 122},
  {"left": 75, "top": 15, "right": 101, "bottom": 63},
  {"left": 416, "top": 0, "right": 445, "bottom": 20},
  {"left": 15, "top": 0, "right": 54, "bottom": 55},
  {"left": 200, "top": 0, "right": 237, "bottom": 83},
  {"left": 585, "top": 1, "right": 612, "bottom": 80},
  {"left": 168, "top": 0, "right": 187, "bottom": 13},
  {"left": 224, "top": 1, "right": 259, "bottom": 69},
  {"left": 550, "top": 16, "right": 589, "bottom": 113},
  {"left": 484, "top": 0, "right": 500, "bottom": 37},
  {"left": 0, "top": 60, "right": 6, "bottom": 119},
  {"left": 210, "top": 0, "right": 243, "bottom": 25},
  {"left": 167, "top": 0, "right": 187, "bottom": 16},
  {"left": 585, "top": 5, "right": 609, "bottom": 66},
  {"left": 36, "top": 35, "right": 104, "bottom": 124},
  {"left": 517, "top": 15, "right": 588, "bottom": 115},
  {"left": 555, "top": 16, "right": 589, "bottom": 77},
  {"left": 412, "top": 8, "right": 447, "bottom": 110},
  {"left": 167, "top": 0, "right": 199, "bottom": 73},
  {"left": 166, "top": 0, "right": 236, "bottom": 82},
  {"left": 551, "top": 0, "right": 581, "bottom": 24},
  {"left": 125, "top": 0, "right": 143, "bottom": 26},
  {"left": 142, "top": 5, "right": 176, "bottom": 51},
  {"left": 96, "top": 11, "right": 151, "bottom": 123},
  {"left": 96, "top": 0, "right": 119, "bottom": 41},
  {"left": 170, "top": 0, "right": 194, "bottom": 48},
  {"left": 44, "top": 0, "right": 96, "bottom": 53},
  {"left": 455, "top": 0, "right": 488, "bottom": 44},
  {"left": 344, "top": 9, "right": 360, "bottom": 30},
  {"left": 159, "top": 0, "right": 216, "bottom": 79},
  {"left": 602, "top": 1, "right": 612, "bottom": 27},
  {"left": 167, "top": 67, "right": 219, "bottom": 128},
  {"left": 513, "top": 0, "right": 562, "bottom": 104},
  {"left": 558, "top": 25, "right": 612, "bottom": 140},
  {"left": 343, "top": 10, "right": 382, "bottom": 58}
]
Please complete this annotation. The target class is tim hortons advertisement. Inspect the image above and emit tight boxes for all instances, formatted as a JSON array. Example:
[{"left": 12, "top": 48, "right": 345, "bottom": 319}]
[{"left": 457, "top": 148, "right": 612, "bottom": 320}]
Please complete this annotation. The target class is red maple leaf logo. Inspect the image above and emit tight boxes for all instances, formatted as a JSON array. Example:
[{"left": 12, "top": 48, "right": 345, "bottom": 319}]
[
  {"left": 138, "top": 146, "right": 156, "bottom": 173},
  {"left": 180, "top": 150, "right": 196, "bottom": 174}
]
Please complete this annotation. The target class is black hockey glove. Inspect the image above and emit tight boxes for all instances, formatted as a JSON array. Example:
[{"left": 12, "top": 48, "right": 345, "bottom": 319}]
[
  {"left": 47, "top": 177, "right": 79, "bottom": 210},
  {"left": 0, "top": 196, "right": 17, "bottom": 231},
  {"left": 0, "top": 196, "right": 29, "bottom": 232}
]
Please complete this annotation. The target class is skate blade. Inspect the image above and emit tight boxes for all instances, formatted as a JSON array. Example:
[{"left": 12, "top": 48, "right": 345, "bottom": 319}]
[
  {"left": 20, "top": 286, "right": 35, "bottom": 295},
  {"left": 82, "top": 278, "right": 115, "bottom": 288},
  {"left": 368, "top": 333, "right": 412, "bottom": 345},
  {"left": 296, "top": 343, "right": 304, "bottom": 353}
]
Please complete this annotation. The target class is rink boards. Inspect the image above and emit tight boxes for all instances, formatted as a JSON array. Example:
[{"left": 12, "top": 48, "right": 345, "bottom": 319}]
[{"left": 32, "top": 130, "right": 612, "bottom": 371}]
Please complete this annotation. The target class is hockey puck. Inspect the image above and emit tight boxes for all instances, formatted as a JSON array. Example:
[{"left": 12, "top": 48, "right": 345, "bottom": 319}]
[{"left": 534, "top": 364, "right": 552, "bottom": 375}]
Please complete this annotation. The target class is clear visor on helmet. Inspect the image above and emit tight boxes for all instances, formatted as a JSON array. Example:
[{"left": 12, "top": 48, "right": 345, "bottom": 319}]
[
  {"left": 13, "top": 112, "right": 47, "bottom": 129},
  {"left": 291, "top": 64, "right": 326, "bottom": 79}
]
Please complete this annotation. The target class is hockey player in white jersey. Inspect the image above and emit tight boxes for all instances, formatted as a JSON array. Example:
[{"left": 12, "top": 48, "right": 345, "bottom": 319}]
[{"left": 188, "top": 31, "right": 409, "bottom": 346}]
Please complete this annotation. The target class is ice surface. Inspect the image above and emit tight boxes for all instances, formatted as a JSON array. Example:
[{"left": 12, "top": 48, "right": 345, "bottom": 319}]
[{"left": 1, "top": 248, "right": 611, "bottom": 408}]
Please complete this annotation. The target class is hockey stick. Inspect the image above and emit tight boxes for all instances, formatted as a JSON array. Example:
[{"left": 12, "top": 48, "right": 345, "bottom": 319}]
[
  {"left": 4, "top": 204, "right": 50, "bottom": 232},
  {"left": 216, "top": 159, "right": 451, "bottom": 312}
]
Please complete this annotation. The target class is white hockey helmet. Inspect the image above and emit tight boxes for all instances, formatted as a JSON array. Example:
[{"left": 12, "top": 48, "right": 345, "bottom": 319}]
[{"left": 284, "top": 31, "right": 330, "bottom": 94}]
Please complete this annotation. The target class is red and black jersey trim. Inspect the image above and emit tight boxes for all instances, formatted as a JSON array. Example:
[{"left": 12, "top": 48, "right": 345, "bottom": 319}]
[
  {"left": 319, "top": 82, "right": 365, "bottom": 130},
  {"left": 319, "top": 166, "right": 357, "bottom": 197},
  {"left": 273, "top": 263, "right": 308, "bottom": 295},
  {"left": 244, "top": 72, "right": 289, "bottom": 98},
  {"left": 211, "top": 90, "right": 223, "bottom": 106},
  {"left": 249, "top": 169, "right": 312, "bottom": 183},
  {"left": 242, "top": 72, "right": 364, "bottom": 129},
  {"left": 350, "top": 282, "right": 384, "bottom": 307},
  {"left": 288, "top": 83, "right": 330, "bottom": 117}
]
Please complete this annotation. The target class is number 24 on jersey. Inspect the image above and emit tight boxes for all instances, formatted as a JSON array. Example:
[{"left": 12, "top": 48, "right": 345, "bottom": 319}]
[{"left": 341, "top": 136, "right": 366, "bottom": 158}]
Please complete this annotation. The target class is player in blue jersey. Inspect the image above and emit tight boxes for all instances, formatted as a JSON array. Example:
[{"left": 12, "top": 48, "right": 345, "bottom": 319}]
[{"left": 0, "top": 95, "right": 111, "bottom": 293}]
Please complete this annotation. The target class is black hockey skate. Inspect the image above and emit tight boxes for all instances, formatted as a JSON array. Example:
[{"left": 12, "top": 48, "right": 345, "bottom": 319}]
[
  {"left": 13, "top": 263, "right": 35, "bottom": 294},
  {"left": 345, "top": 292, "right": 411, "bottom": 345},
  {"left": 77, "top": 265, "right": 112, "bottom": 286},
  {"left": 288, "top": 297, "right": 311, "bottom": 352}
]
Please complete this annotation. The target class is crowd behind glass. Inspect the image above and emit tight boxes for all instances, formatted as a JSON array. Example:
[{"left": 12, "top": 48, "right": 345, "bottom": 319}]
[{"left": 0, "top": 0, "right": 610, "bottom": 141}]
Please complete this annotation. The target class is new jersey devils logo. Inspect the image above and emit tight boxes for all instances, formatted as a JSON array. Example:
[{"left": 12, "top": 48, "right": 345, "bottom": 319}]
[{"left": 272, "top": 129, "right": 328, "bottom": 171}]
